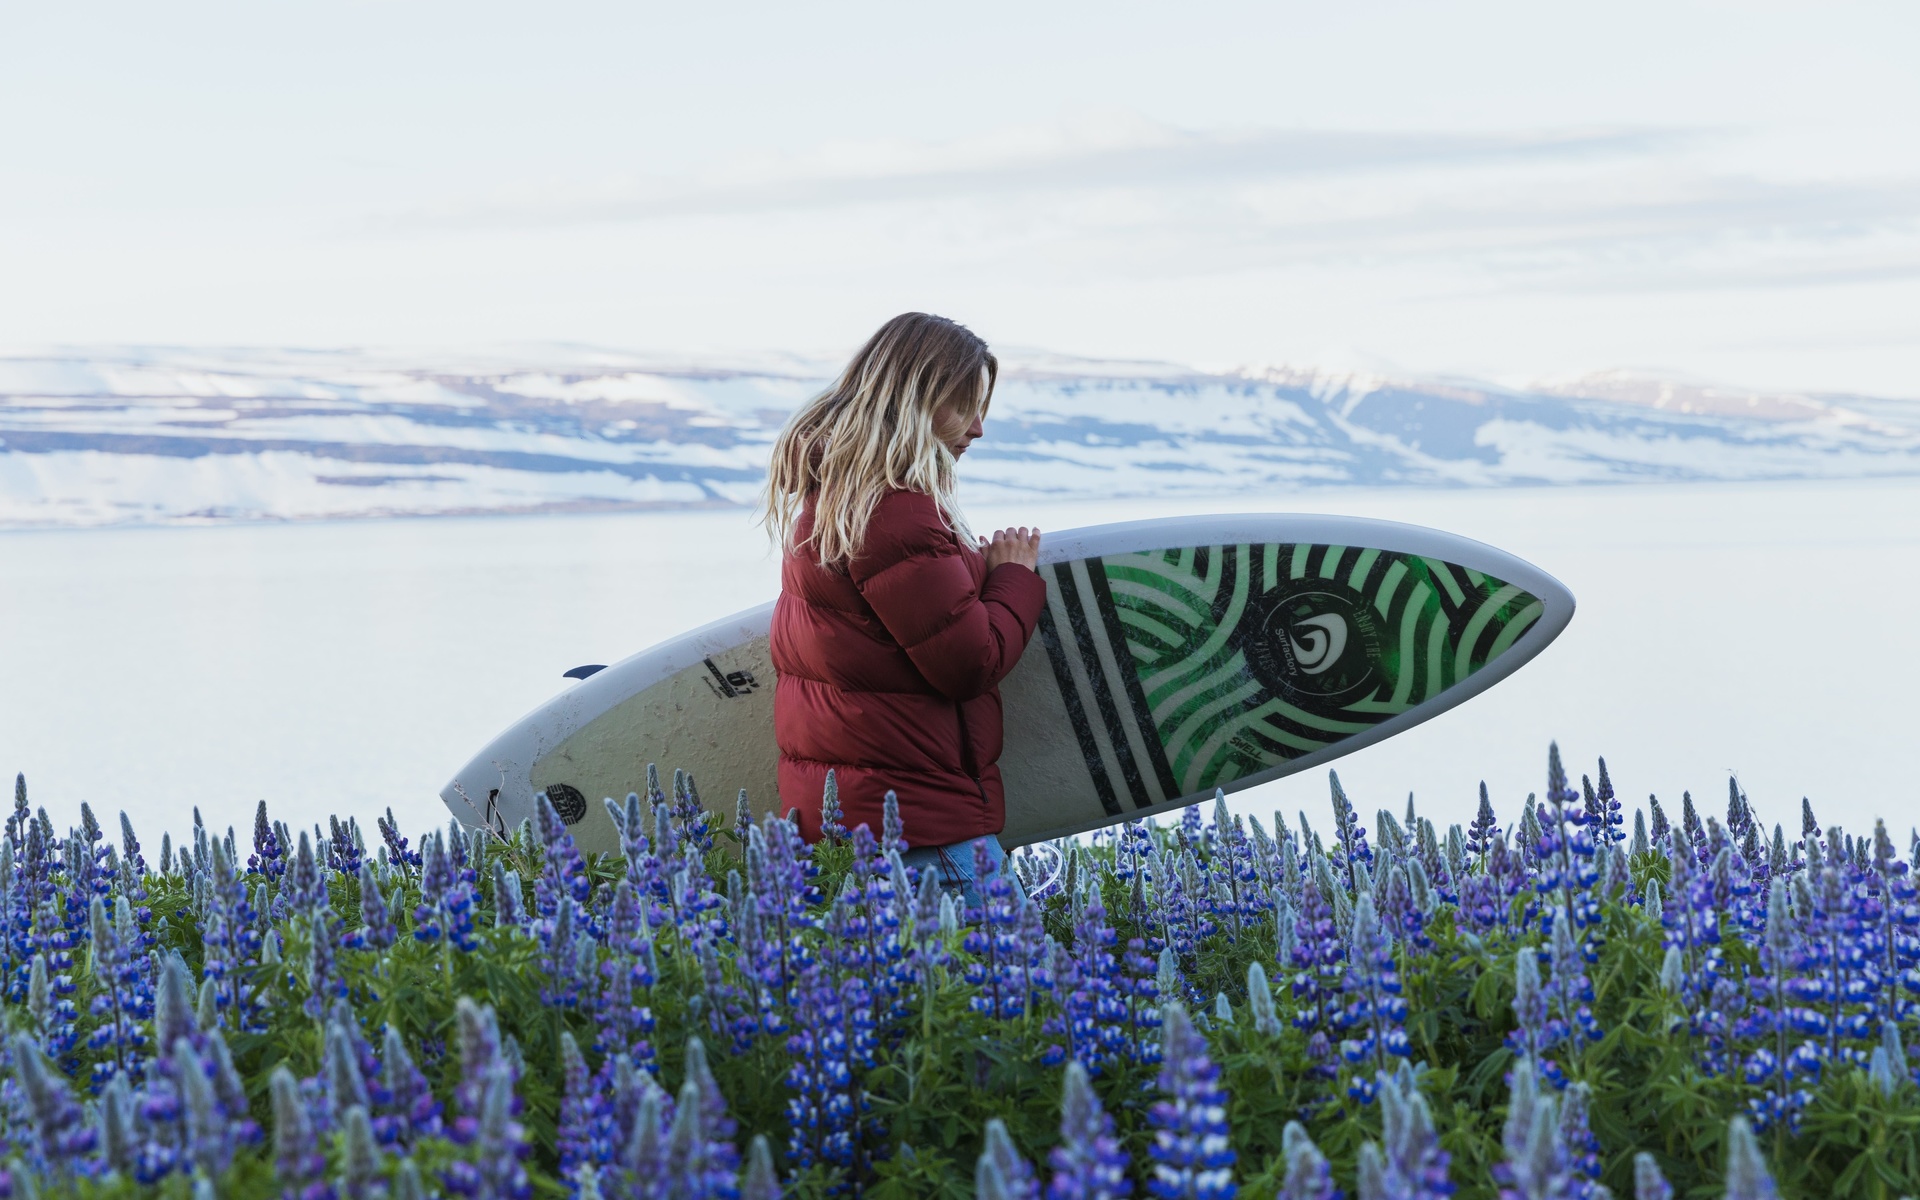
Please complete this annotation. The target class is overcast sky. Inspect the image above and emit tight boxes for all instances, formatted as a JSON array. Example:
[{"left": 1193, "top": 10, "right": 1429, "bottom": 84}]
[{"left": 3, "top": 1, "right": 1917, "bottom": 394}]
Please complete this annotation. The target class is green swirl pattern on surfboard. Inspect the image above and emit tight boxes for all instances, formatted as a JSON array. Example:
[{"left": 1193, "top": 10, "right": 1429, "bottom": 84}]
[{"left": 1035, "top": 542, "right": 1543, "bottom": 813}]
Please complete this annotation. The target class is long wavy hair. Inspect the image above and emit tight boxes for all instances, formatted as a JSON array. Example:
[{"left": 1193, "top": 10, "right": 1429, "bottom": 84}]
[{"left": 762, "top": 313, "right": 997, "bottom": 565}]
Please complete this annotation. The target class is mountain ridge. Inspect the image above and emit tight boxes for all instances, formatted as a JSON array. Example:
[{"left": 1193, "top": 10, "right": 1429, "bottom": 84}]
[{"left": 2, "top": 347, "right": 1916, "bottom": 528}]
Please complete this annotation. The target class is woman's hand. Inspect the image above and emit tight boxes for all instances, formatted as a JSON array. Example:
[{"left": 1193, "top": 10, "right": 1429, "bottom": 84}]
[{"left": 981, "top": 526, "right": 1042, "bottom": 573}]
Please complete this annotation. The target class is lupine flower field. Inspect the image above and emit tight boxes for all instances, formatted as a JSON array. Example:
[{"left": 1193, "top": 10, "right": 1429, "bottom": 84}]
[{"left": 0, "top": 745, "right": 1916, "bottom": 1199}]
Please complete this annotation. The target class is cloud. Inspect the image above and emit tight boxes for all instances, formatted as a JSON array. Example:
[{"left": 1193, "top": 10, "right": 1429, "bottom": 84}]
[{"left": 377, "top": 115, "right": 1682, "bottom": 231}]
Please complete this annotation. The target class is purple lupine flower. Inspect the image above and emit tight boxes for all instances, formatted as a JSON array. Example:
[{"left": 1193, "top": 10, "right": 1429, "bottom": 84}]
[
  {"left": 1739, "top": 879, "right": 1818, "bottom": 1133},
  {"left": 250, "top": 801, "right": 286, "bottom": 881},
  {"left": 1791, "top": 864, "right": 1873, "bottom": 1064},
  {"left": 665, "top": 1075, "right": 740, "bottom": 1200},
  {"left": 539, "top": 898, "right": 589, "bottom": 1008},
  {"left": 375, "top": 1024, "right": 444, "bottom": 1147},
  {"left": 1147, "top": 1003, "right": 1235, "bottom": 1200},
  {"left": 271, "top": 1064, "right": 331, "bottom": 1200},
  {"left": 597, "top": 881, "right": 658, "bottom": 1071},
  {"left": 201, "top": 840, "right": 261, "bottom": 1030},
  {"left": 1493, "top": 1058, "right": 1574, "bottom": 1200},
  {"left": 493, "top": 861, "right": 527, "bottom": 930},
  {"left": 444, "top": 1061, "right": 532, "bottom": 1200},
  {"left": 1279, "top": 1122, "right": 1341, "bottom": 1200},
  {"left": 338, "top": 1104, "right": 382, "bottom": 1200},
  {"left": 328, "top": 815, "right": 365, "bottom": 876},
  {"left": 86, "top": 895, "right": 152, "bottom": 1080},
  {"left": 1721, "top": 1117, "right": 1779, "bottom": 1200},
  {"left": 1050, "top": 889, "right": 1129, "bottom": 1074},
  {"left": 964, "top": 840, "right": 1029, "bottom": 1019},
  {"left": 819, "top": 769, "right": 848, "bottom": 843},
  {"left": 1290, "top": 866, "right": 1346, "bottom": 1059},
  {"left": 1047, "top": 1061, "right": 1130, "bottom": 1200},
  {"left": 415, "top": 830, "right": 478, "bottom": 951},
  {"left": 746, "top": 814, "right": 819, "bottom": 1025},
  {"left": 354, "top": 863, "right": 397, "bottom": 951},
  {"left": 376, "top": 807, "right": 421, "bottom": 871},
  {"left": 740, "top": 1135, "right": 781, "bottom": 1200},
  {"left": 11, "top": 1032, "right": 98, "bottom": 1176},
  {"left": 1506, "top": 950, "right": 1567, "bottom": 1088},
  {"left": 1546, "top": 908, "right": 1601, "bottom": 1054},
  {"left": 1337, "top": 895, "right": 1411, "bottom": 1099},
  {"left": 1467, "top": 785, "right": 1499, "bottom": 860},
  {"left": 557, "top": 1031, "right": 603, "bottom": 1183},
  {"left": 1329, "top": 773, "right": 1372, "bottom": 887},
  {"left": 981, "top": 1118, "right": 1041, "bottom": 1200},
  {"left": 1558, "top": 1084, "right": 1603, "bottom": 1197},
  {"left": 1632, "top": 1154, "right": 1672, "bottom": 1200},
  {"left": 1368, "top": 1065, "right": 1453, "bottom": 1199},
  {"left": 881, "top": 790, "right": 909, "bottom": 856},
  {"left": 783, "top": 962, "right": 876, "bottom": 1174},
  {"left": 535, "top": 793, "right": 593, "bottom": 930}
]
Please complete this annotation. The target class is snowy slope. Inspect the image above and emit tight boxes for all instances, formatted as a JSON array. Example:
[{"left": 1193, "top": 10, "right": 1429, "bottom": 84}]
[{"left": 2, "top": 347, "right": 1917, "bottom": 527}]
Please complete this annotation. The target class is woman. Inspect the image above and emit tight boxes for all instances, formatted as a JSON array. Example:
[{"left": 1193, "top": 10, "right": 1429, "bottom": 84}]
[{"left": 763, "top": 312, "right": 1042, "bottom": 905}]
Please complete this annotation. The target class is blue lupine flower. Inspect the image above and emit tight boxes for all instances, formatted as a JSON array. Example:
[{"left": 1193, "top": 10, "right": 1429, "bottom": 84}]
[
  {"left": 1721, "top": 1117, "right": 1778, "bottom": 1200},
  {"left": 1506, "top": 949, "right": 1567, "bottom": 1088},
  {"left": 597, "top": 882, "right": 659, "bottom": 1072},
  {"left": 1738, "top": 878, "right": 1818, "bottom": 1132},
  {"left": 373, "top": 1023, "right": 444, "bottom": 1148},
  {"left": 1632, "top": 1154, "right": 1672, "bottom": 1200},
  {"left": 415, "top": 830, "right": 478, "bottom": 952},
  {"left": 1789, "top": 864, "right": 1873, "bottom": 1064},
  {"left": 1556, "top": 1084, "right": 1601, "bottom": 1198},
  {"left": 1147, "top": 1003, "right": 1235, "bottom": 1200},
  {"left": 819, "top": 769, "right": 848, "bottom": 843},
  {"left": 739, "top": 1134, "right": 781, "bottom": 1200},
  {"left": 271, "top": 1064, "right": 330, "bottom": 1200},
  {"left": 1546, "top": 909, "right": 1601, "bottom": 1053},
  {"left": 1358, "top": 1064, "right": 1453, "bottom": 1200},
  {"left": 557, "top": 1032, "right": 603, "bottom": 1183},
  {"left": 354, "top": 863, "right": 396, "bottom": 951},
  {"left": 1337, "top": 895, "right": 1411, "bottom": 1098},
  {"left": 534, "top": 793, "right": 593, "bottom": 933},
  {"left": 375, "top": 806, "right": 420, "bottom": 871},
  {"left": 86, "top": 895, "right": 151, "bottom": 1080},
  {"left": 964, "top": 841, "right": 1030, "bottom": 1019},
  {"left": 1047, "top": 1061, "right": 1130, "bottom": 1200},
  {"left": 11, "top": 1033, "right": 97, "bottom": 1178},
  {"left": 444, "top": 1061, "right": 532, "bottom": 1200},
  {"left": 1493, "top": 1058, "right": 1573, "bottom": 1200},
  {"left": 1279, "top": 1122, "right": 1341, "bottom": 1200},
  {"left": 1290, "top": 868, "right": 1345, "bottom": 1034},
  {"left": 784, "top": 961, "right": 876, "bottom": 1174},
  {"left": 201, "top": 840, "right": 262, "bottom": 1029},
  {"left": 1329, "top": 773, "right": 1373, "bottom": 886},
  {"left": 1467, "top": 785, "right": 1499, "bottom": 861},
  {"left": 981, "top": 1118, "right": 1040, "bottom": 1200}
]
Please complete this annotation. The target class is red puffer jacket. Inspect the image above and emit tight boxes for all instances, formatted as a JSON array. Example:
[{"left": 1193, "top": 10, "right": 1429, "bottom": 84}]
[{"left": 771, "top": 489, "right": 1047, "bottom": 847}]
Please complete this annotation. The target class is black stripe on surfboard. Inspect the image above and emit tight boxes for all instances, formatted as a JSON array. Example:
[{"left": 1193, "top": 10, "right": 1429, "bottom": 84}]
[
  {"left": 1054, "top": 562, "right": 1154, "bottom": 811},
  {"left": 1082, "top": 556, "right": 1181, "bottom": 803},
  {"left": 1036, "top": 599, "right": 1124, "bottom": 818}
]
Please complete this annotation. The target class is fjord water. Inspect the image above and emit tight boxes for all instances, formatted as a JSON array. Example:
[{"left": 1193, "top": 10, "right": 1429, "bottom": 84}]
[{"left": 2, "top": 476, "right": 1916, "bottom": 850}]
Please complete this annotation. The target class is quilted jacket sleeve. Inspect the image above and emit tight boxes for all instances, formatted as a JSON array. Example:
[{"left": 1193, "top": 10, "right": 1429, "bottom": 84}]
[{"left": 848, "top": 490, "right": 1048, "bottom": 701}]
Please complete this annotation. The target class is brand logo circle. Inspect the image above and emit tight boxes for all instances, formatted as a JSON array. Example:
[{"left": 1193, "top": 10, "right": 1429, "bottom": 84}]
[
  {"left": 1245, "top": 584, "right": 1385, "bottom": 706},
  {"left": 544, "top": 783, "right": 589, "bottom": 826}
]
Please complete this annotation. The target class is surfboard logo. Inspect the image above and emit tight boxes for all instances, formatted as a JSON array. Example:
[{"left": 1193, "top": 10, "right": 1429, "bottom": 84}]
[
  {"left": 1287, "top": 613, "right": 1347, "bottom": 674},
  {"left": 1246, "top": 584, "right": 1385, "bottom": 707}
]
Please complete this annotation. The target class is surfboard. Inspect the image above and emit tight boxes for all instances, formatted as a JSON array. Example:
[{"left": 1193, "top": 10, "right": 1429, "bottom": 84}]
[{"left": 440, "top": 514, "right": 1573, "bottom": 854}]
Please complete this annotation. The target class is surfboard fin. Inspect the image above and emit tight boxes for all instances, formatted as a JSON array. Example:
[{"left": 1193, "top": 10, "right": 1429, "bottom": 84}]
[{"left": 563, "top": 664, "right": 607, "bottom": 680}]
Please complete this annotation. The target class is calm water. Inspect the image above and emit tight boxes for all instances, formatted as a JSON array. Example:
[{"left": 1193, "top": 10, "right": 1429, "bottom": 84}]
[{"left": 3, "top": 477, "right": 1917, "bottom": 851}]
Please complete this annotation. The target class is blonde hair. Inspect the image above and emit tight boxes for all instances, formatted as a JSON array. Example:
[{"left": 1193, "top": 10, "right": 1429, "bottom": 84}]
[{"left": 763, "top": 313, "right": 997, "bottom": 565}]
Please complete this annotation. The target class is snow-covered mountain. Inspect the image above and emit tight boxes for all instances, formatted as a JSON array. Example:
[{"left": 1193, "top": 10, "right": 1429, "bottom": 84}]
[{"left": 2, "top": 347, "right": 1917, "bottom": 528}]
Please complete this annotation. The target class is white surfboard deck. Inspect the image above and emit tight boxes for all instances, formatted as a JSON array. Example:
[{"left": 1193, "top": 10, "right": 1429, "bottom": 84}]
[{"left": 441, "top": 514, "right": 1573, "bottom": 854}]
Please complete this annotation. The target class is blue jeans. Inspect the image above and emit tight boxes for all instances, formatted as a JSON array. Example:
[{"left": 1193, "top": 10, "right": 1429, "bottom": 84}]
[{"left": 899, "top": 834, "right": 1025, "bottom": 912}]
